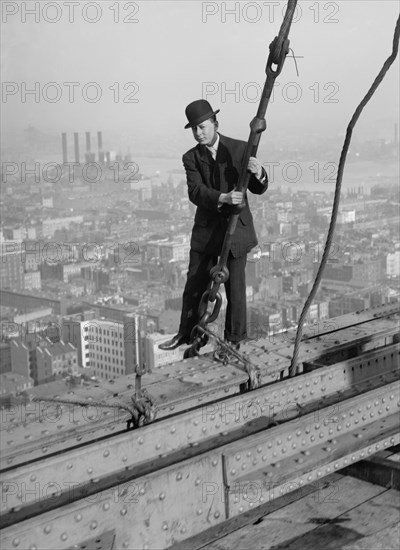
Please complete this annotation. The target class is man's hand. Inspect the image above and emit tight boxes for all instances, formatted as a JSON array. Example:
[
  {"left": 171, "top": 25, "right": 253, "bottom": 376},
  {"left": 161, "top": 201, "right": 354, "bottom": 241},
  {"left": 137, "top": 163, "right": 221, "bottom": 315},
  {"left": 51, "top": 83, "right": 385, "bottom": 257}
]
[
  {"left": 248, "top": 156, "right": 263, "bottom": 179},
  {"left": 219, "top": 190, "right": 244, "bottom": 205}
]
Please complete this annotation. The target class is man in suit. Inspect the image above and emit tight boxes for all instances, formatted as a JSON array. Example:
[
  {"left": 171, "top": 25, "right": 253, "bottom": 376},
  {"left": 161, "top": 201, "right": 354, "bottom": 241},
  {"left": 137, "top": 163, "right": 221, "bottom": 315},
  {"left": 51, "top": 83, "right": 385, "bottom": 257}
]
[{"left": 159, "top": 99, "right": 268, "bottom": 351}]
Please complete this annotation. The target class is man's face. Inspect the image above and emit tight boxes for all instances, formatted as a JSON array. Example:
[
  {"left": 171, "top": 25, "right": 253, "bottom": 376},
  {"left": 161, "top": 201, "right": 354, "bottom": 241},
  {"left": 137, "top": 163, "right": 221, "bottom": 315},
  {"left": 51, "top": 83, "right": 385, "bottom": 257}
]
[{"left": 191, "top": 119, "right": 216, "bottom": 146}]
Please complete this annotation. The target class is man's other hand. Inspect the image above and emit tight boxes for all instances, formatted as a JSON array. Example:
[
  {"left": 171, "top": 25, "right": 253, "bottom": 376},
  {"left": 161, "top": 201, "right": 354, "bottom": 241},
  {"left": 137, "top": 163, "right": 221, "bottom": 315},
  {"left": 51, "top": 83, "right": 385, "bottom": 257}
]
[
  {"left": 219, "top": 191, "right": 244, "bottom": 205},
  {"left": 248, "top": 157, "right": 263, "bottom": 179}
]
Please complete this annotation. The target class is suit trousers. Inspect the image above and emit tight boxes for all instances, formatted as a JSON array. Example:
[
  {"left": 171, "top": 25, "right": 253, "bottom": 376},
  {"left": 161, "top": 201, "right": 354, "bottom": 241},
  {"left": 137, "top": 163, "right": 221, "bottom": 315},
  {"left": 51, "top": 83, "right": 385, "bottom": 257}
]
[{"left": 178, "top": 249, "right": 247, "bottom": 343}]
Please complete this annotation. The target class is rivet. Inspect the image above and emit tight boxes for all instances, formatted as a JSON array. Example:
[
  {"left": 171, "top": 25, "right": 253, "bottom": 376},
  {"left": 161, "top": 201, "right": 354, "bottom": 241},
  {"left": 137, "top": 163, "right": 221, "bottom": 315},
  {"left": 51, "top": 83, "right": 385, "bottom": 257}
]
[
  {"left": 74, "top": 513, "right": 82, "bottom": 522},
  {"left": 159, "top": 492, "right": 166, "bottom": 500},
  {"left": 195, "top": 477, "right": 201, "bottom": 486},
  {"left": 67, "top": 463, "right": 73, "bottom": 470},
  {"left": 180, "top": 527, "right": 187, "bottom": 534},
  {"left": 29, "top": 546, "right": 37, "bottom": 550},
  {"left": 231, "top": 469, "right": 236, "bottom": 475},
  {"left": 156, "top": 443, "right": 161, "bottom": 450},
  {"left": 61, "top": 533, "right": 68, "bottom": 541},
  {"left": 334, "top": 463, "right": 339, "bottom": 469},
  {"left": 170, "top": 427, "right": 176, "bottom": 434},
  {"left": 262, "top": 455, "right": 267, "bottom": 461},
  {"left": 197, "top": 508, "right": 203, "bottom": 515},
  {"left": 246, "top": 451, "right": 251, "bottom": 457},
  {"left": 30, "top": 474, "right": 37, "bottom": 482},
  {"left": 176, "top": 472, "right": 182, "bottom": 481},
  {"left": 202, "top": 426, "right": 207, "bottom": 433},
  {"left": 122, "top": 542, "right": 130, "bottom": 548},
  {"left": 122, "top": 455, "right": 128, "bottom": 462},
  {"left": 120, "top": 507, "right": 127, "bottom": 516},
  {"left": 44, "top": 525, "right": 52, "bottom": 534},
  {"left": 103, "top": 449, "right": 110, "bottom": 457},
  {"left": 214, "top": 511, "right": 221, "bottom": 518},
  {"left": 138, "top": 437, "right": 144, "bottom": 445},
  {"left": 87, "top": 467, "right": 93, "bottom": 474},
  {"left": 12, "top": 539, "right": 19, "bottom": 547},
  {"left": 257, "top": 446, "right": 262, "bottom": 453},
  {"left": 236, "top": 453, "right": 241, "bottom": 461},
  {"left": 292, "top": 443, "right": 297, "bottom": 449},
  {"left": 212, "top": 459, "right": 218, "bottom": 466},
  {"left": 241, "top": 464, "right": 247, "bottom": 470},
  {"left": 162, "top": 522, "right": 168, "bottom": 531},
  {"left": 103, "top": 502, "right": 110, "bottom": 511},
  {"left": 90, "top": 520, "right": 98, "bottom": 529}
]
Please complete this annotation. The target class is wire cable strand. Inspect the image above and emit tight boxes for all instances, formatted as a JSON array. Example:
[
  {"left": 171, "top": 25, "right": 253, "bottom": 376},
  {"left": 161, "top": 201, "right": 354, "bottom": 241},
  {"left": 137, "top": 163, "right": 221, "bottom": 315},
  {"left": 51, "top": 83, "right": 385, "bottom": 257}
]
[{"left": 289, "top": 15, "right": 400, "bottom": 377}]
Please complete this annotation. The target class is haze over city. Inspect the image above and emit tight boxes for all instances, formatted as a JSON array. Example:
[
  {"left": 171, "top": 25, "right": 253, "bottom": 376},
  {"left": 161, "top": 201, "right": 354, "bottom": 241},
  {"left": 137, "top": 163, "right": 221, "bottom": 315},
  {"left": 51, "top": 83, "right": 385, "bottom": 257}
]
[{"left": 2, "top": 0, "right": 399, "bottom": 156}]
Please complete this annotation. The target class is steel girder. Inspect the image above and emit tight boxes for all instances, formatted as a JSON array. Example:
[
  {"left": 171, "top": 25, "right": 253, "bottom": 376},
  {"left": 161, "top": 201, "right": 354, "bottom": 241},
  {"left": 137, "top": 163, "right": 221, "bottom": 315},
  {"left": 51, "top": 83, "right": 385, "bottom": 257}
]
[{"left": 1, "top": 341, "right": 399, "bottom": 549}]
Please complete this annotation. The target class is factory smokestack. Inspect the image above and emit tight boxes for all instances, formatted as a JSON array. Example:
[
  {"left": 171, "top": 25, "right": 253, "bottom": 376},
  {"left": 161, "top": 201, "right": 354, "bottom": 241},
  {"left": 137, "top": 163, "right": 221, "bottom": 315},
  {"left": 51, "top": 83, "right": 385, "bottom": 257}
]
[
  {"left": 97, "top": 131, "right": 103, "bottom": 163},
  {"left": 74, "top": 132, "right": 80, "bottom": 164},
  {"left": 85, "top": 132, "right": 91, "bottom": 153},
  {"left": 61, "top": 133, "right": 68, "bottom": 164}
]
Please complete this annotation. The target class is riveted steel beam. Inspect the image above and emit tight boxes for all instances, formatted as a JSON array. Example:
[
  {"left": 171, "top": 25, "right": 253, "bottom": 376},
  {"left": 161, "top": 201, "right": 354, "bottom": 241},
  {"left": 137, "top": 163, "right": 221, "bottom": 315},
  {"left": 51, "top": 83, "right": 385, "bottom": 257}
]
[
  {"left": 1, "top": 383, "right": 398, "bottom": 550},
  {"left": 1, "top": 453, "right": 225, "bottom": 550},
  {"left": 1, "top": 344, "right": 398, "bottom": 519},
  {"left": 1, "top": 312, "right": 398, "bottom": 470}
]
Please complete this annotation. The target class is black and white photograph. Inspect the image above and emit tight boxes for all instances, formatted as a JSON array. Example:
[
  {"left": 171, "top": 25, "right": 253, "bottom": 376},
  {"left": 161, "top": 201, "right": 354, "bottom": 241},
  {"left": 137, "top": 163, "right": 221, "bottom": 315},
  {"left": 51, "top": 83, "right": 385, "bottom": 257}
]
[{"left": 1, "top": 1, "right": 399, "bottom": 549}]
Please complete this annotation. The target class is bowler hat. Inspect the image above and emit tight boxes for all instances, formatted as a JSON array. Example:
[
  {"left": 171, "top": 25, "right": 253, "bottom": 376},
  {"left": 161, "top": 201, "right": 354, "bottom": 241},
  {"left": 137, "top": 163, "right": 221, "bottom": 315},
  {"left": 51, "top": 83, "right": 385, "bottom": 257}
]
[{"left": 184, "top": 99, "right": 220, "bottom": 129}]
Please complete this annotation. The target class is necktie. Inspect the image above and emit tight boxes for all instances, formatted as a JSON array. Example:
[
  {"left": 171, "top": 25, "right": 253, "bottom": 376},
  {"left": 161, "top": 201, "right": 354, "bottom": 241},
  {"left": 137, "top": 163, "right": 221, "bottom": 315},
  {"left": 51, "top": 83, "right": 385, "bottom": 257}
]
[{"left": 207, "top": 146, "right": 216, "bottom": 161}]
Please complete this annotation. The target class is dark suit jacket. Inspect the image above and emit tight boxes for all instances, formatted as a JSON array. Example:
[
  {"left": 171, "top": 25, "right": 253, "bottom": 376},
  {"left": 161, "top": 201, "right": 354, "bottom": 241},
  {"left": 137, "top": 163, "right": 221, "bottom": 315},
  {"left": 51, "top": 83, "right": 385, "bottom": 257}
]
[{"left": 182, "top": 133, "right": 268, "bottom": 258}]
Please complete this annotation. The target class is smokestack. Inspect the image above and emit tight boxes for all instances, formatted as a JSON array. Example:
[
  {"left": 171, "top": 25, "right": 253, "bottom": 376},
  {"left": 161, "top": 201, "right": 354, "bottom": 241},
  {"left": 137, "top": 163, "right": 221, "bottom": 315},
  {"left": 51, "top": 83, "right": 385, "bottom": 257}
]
[
  {"left": 74, "top": 132, "right": 80, "bottom": 164},
  {"left": 85, "top": 132, "right": 91, "bottom": 153},
  {"left": 61, "top": 133, "right": 68, "bottom": 164},
  {"left": 97, "top": 131, "right": 103, "bottom": 163}
]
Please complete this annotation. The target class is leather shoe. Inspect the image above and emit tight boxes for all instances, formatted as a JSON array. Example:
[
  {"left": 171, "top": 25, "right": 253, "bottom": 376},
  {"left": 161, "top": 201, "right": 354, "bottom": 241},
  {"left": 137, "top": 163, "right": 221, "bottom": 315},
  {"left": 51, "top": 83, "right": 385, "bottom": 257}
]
[{"left": 158, "top": 334, "right": 190, "bottom": 351}]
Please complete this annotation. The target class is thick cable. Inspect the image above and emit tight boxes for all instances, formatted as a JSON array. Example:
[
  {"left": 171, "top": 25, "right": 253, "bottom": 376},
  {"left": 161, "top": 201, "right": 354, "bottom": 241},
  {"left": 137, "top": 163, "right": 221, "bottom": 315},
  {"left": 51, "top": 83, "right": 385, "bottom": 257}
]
[{"left": 289, "top": 15, "right": 400, "bottom": 377}]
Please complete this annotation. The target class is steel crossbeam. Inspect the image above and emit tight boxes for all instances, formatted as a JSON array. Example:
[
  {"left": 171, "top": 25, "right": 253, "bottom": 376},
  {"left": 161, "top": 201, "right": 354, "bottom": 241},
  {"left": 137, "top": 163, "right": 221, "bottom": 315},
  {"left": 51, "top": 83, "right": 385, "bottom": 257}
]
[
  {"left": 1, "top": 379, "right": 399, "bottom": 550},
  {"left": 1, "top": 313, "right": 398, "bottom": 471},
  {"left": 1, "top": 344, "right": 398, "bottom": 517}
]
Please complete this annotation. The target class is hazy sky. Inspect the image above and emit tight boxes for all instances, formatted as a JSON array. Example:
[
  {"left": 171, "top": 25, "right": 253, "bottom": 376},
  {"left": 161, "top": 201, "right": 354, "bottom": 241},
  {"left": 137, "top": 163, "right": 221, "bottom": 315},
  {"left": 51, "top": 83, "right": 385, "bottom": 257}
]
[{"left": 2, "top": 0, "right": 399, "bottom": 154}]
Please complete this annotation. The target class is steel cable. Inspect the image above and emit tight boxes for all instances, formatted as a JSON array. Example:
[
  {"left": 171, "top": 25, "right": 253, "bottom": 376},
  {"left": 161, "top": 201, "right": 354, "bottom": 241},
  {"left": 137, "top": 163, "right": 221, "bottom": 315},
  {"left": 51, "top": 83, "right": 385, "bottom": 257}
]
[{"left": 289, "top": 15, "right": 400, "bottom": 377}]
